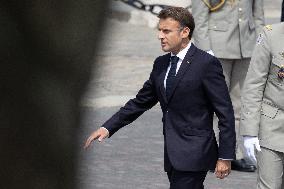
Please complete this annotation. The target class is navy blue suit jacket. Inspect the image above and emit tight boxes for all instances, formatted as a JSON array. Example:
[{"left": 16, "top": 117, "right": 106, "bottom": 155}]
[{"left": 102, "top": 44, "right": 236, "bottom": 172}]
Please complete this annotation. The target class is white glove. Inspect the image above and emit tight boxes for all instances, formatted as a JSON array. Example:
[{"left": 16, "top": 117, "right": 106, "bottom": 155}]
[
  {"left": 206, "top": 50, "right": 215, "bottom": 56},
  {"left": 243, "top": 136, "right": 261, "bottom": 164}
]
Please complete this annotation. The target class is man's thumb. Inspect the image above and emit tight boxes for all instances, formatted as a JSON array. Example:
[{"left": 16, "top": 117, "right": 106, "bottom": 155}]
[{"left": 98, "top": 134, "right": 104, "bottom": 142}]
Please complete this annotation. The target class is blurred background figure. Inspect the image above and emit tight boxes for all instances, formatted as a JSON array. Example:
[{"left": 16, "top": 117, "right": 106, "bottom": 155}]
[
  {"left": 0, "top": 1, "right": 108, "bottom": 188},
  {"left": 240, "top": 22, "right": 284, "bottom": 189},
  {"left": 191, "top": 0, "right": 264, "bottom": 172}
]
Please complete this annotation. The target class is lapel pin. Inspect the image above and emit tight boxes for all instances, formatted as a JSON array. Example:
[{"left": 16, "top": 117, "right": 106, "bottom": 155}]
[{"left": 187, "top": 61, "right": 190, "bottom": 64}]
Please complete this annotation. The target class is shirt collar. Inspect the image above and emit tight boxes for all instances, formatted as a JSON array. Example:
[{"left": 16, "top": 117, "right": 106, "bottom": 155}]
[{"left": 171, "top": 42, "right": 191, "bottom": 61}]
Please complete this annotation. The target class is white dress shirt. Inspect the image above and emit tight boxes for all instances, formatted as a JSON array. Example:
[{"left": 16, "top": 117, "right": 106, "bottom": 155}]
[{"left": 164, "top": 42, "right": 192, "bottom": 89}]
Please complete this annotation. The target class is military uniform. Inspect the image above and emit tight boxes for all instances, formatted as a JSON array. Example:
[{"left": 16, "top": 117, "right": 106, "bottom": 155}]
[
  {"left": 240, "top": 23, "right": 284, "bottom": 189},
  {"left": 192, "top": 0, "right": 264, "bottom": 162}
]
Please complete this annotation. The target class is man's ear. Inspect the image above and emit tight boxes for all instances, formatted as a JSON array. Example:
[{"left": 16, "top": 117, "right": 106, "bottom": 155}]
[{"left": 181, "top": 27, "right": 190, "bottom": 39}]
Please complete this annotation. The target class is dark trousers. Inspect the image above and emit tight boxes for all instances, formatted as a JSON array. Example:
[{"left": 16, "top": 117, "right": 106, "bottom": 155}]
[{"left": 167, "top": 168, "right": 207, "bottom": 189}]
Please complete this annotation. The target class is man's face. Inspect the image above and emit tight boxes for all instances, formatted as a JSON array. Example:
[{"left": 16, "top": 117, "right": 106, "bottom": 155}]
[{"left": 158, "top": 18, "right": 188, "bottom": 54}]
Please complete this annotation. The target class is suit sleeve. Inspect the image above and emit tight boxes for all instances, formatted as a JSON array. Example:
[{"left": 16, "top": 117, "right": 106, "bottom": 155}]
[
  {"left": 253, "top": 0, "right": 265, "bottom": 35},
  {"left": 240, "top": 28, "right": 271, "bottom": 137},
  {"left": 202, "top": 57, "right": 236, "bottom": 159},
  {"left": 191, "top": 1, "right": 211, "bottom": 51},
  {"left": 101, "top": 60, "right": 159, "bottom": 137}
]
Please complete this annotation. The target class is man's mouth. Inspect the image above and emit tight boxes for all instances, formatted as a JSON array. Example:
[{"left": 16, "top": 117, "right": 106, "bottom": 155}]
[{"left": 161, "top": 42, "right": 167, "bottom": 47}]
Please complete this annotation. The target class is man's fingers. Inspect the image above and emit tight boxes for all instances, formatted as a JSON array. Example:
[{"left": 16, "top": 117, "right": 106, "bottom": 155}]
[
  {"left": 84, "top": 139, "right": 91, "bottom": 149},
  {"left": 98, "top": 128, "right": 109, "bottom": 142},
  {"left": 84, "top": 127, "right": 110, "bottom": 149},
  {"left": 215, "top": 171, "right": 228, "bottom": 179},
  {"left": 219, "top": 174, "right": 226, "bottom": 179},
  {"left": 84, "top": 136, "right": 94, "bottom": 149},
  {"left": 215, "top": 170, "right": 221, "bottom": 178},
  {"left": 98, "top": 135, "right": 105, "bottom": 142},
  {"left": 215, "top": 168, "right": 227, "bottom": 179},
  {"left": 215, "top": 160, "right": 231, "bottom": 179},
  {"left": 216, "top": 170, "right": 230, "bottom": 179},
  {"left": 217, "top": 164, "right": 229, "bottom": 173},
  {"left": 84, "top": 132, "right": 100, "bottom": 149}
]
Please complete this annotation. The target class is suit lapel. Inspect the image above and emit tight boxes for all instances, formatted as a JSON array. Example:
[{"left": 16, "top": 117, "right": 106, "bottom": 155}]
[
  {"left": 166, "top": 44, "right": 197, "bottom": 102},
  {"left": 158, "top": 54, "right": 171, "bottom": 104}
]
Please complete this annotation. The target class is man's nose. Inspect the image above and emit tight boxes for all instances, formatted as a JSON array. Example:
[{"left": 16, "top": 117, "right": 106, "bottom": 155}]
[{"left": 158, "top": 31, "right": 164, "bottom": 39}]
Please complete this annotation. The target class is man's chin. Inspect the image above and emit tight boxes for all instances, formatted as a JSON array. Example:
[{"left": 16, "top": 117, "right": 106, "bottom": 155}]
[{"left": 161, "top": 47, "right": 170, "bottom": 52}]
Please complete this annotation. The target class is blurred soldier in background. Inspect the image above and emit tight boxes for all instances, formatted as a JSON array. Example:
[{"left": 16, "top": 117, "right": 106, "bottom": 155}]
[
  {"left": 191, "top": 0, "right": 264, "bottom": 172},
  {"left": 240, "top": 23, "right": 284, "bottom": 189}
]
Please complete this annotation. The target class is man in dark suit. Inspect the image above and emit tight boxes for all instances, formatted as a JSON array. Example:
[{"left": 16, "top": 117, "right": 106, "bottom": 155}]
[{"left": 84, "top": 7, "right": 235, "bottom": 189}]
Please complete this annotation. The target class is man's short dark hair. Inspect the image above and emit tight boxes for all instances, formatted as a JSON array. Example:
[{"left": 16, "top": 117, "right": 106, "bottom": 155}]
[{"left": 158, "top": 7, "right": 195, "bottom": 39}]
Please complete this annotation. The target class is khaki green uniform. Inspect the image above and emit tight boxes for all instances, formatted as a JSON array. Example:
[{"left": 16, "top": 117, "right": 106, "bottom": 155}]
[
  {"left": 240, "top": 23, "right": 284, "bottom": 189},
  {"left": 192, "top": 0, "right": 264, "bottom": 58},
  {"left": 192, "top": 0, "right": 265, "bottom": 160}
]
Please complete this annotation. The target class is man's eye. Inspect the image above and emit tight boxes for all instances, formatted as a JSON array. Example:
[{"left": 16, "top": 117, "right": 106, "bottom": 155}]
[{"left": 163, "top": 30, "right": 171, "bottom": 34}]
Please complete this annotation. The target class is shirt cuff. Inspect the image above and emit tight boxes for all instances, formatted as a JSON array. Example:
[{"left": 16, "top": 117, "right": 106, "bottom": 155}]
[
  {"left": 218, "top": 158, "right": 233, "bottom": 161},
  {"left": 206, "top": 50, "right": 214, "bottom": 56}
]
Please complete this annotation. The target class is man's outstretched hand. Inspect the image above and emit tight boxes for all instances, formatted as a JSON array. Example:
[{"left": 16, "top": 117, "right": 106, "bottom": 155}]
[
  {"left": 215, "top": 159, "right": 231, "bottom": 179},
  {"left": 84, "top": 127, "right": 109, "bottom": 149}
]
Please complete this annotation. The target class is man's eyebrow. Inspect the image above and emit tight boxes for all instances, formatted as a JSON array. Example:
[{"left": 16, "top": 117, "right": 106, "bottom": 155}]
[{"left": 157, "top": 27, "right": 171, "bottom": 30}]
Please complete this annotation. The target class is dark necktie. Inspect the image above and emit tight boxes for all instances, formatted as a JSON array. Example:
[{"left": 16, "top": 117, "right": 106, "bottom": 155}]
[{"left": 166, "top": 56, "right": 179, "bottom": 99}]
